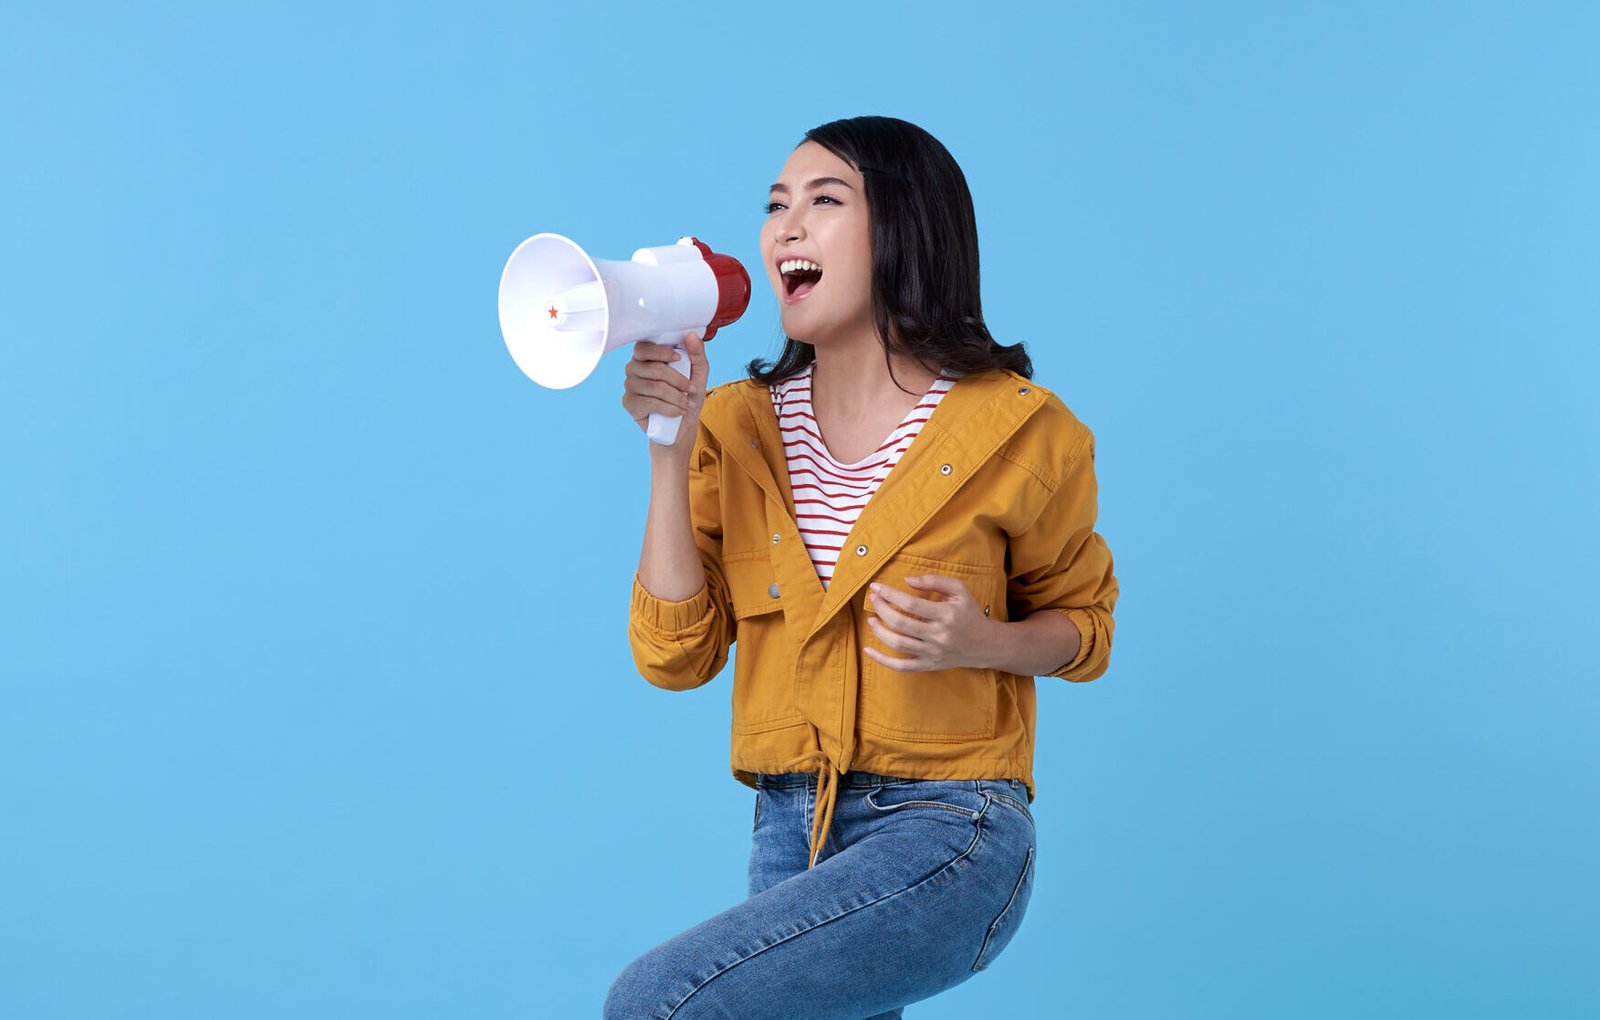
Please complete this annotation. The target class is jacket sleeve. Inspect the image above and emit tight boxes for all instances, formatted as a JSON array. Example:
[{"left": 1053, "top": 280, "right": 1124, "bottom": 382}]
[
  {"left": 627, "top": 419, "right": 736, "bottom": 691},
  {"left": 1004, "top": 427, "right": 1119, "bottom": 682}
]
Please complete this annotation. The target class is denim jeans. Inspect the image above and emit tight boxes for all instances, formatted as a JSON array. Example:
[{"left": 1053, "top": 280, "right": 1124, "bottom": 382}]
[{"left": 604, "top": 771, "right": 1037, "bottom": 1019}]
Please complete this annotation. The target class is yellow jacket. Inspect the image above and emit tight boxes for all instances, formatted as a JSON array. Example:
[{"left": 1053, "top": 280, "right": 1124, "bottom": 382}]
[{"left": 628, "top": 368, "right": 1119, "bottom": 868}]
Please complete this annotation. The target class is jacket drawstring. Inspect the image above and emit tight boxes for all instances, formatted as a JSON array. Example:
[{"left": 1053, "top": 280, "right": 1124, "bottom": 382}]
[{"left": 777, "top": 750, "right": 840, "bottom": 869}]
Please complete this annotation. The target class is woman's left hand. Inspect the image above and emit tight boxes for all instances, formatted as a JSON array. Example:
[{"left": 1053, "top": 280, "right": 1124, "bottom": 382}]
[{"left": 864, "top": 575, "right": 998, "bottom": 671}]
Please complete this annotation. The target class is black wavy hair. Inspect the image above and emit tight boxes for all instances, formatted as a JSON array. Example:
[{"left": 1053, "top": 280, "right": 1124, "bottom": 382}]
[{"left": 746, "top": 115, "right": 1032, "bottom": 391}]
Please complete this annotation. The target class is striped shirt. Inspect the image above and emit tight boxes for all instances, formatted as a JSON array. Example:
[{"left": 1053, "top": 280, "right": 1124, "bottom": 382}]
[{"left": 770, "top": 362, "right": 958, "bottom": 589}]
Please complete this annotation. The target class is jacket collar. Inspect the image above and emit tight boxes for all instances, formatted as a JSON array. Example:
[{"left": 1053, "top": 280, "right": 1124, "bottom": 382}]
[{"left": 705, "top": 368, "right": 1048, "bottom": 641}]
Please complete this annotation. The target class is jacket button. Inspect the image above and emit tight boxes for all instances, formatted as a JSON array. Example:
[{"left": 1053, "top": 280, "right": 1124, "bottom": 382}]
[
  {"left": 983, "top": 605, "right": 991, "bottom": 616},
  {"left": 771, "top": 533, "right": 780, "bottom": 544},
  {"left": 768, "top": 582, "right": 780, "bottom": 598},
  {"left": 855, "top": 545, "right": 868, "bottom": 556},
  {"left": 1018, "top": 386, "right": 1031, "bottom": 395},
  {"left": 751, "top": 439, "right": 759, "bottom": 448},
  {"left": 939, "top": 463, "right": 952, "bottom": 475}
]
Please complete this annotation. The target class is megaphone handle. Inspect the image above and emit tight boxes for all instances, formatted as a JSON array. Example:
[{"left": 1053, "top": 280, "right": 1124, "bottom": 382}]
[{"left": 644, "top": 339, "right": 692, "bottom": 446}]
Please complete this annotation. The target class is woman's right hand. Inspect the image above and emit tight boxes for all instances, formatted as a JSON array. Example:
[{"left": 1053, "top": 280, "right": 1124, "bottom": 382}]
[{"left": 622, "top": 332, "right": 710, "bottom": 459}]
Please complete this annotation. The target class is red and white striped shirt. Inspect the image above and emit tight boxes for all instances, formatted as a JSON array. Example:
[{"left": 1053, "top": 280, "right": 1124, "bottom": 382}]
[{"left": 770, "top": 362, "right": 957, "bottom": 590}]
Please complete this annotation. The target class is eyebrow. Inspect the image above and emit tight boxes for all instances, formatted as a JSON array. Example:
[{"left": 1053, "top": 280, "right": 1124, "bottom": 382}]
[{"left": 768, "top": 176, "right": 855, "bottom": 194}]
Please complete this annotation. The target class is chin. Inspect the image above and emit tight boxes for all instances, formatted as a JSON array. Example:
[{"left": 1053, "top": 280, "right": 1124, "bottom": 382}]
[{"left": 777, "top": 307, "right": 816, "bottom": 339}]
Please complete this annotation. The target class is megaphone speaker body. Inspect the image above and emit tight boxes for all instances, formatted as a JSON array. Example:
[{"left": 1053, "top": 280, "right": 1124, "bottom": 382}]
[{"left": 498, "top": 233, "right": 751, "bottom": 445}]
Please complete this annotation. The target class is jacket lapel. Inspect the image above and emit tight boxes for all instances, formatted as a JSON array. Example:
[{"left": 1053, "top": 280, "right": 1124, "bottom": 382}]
[
  {"left": 809, "top": 371, "right": 1042, "bottom": 639},
  {"left": 704, "top": 384, "right": 830, "bottom": 631},
  {"left": 705, "top": 382, "right": 790, "bottom": 514}
]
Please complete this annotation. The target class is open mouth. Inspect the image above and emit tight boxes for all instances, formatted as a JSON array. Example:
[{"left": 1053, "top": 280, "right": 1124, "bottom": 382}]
[{"left": 779, "top": 258, "right": 822, "bottom": 302}]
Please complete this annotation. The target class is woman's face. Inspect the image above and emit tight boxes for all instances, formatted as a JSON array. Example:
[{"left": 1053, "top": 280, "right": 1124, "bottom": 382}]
[{"left": 760, "top": 141, "right": 874, "bottom": 347}]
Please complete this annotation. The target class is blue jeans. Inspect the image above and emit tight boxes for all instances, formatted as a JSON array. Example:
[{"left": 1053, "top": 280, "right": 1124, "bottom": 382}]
[{"left": 604, "top": 771, "right": 1038, "bottom": 1019}]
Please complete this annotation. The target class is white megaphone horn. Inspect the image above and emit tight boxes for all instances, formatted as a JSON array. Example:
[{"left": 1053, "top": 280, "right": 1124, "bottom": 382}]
[{"left": 498, "top": 233, "right": 752, "bottom": 445}]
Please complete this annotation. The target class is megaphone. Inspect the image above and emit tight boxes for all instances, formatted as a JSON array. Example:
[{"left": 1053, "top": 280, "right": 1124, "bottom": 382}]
[{"left": 498, "top": 233, "right": 752, "bottom": 445}]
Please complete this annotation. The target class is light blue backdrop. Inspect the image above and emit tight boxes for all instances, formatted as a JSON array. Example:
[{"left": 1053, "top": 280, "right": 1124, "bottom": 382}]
[{"left": 3, "top": 2, "right": 1596, "bottom": 1017}]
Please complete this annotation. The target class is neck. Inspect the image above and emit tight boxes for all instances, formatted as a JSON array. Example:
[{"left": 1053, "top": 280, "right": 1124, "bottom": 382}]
[{"left": 810, "top": 337, "right": 939, "bottom": 421}]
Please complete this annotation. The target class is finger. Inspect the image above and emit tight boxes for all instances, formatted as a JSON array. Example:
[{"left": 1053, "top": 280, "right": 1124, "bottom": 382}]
[
  {"left": 628, "top": 376, "right": 692, "bottom": 408},
  {"left": 633, "top": 375, "right": 691, "bottom": 402},
  {"left": 629, "top": 359, "right": 693, "bottom": 391},
  {"left": 902, "top": 574, "right": 969, "bottom": 600},
  {"left": 622, "top": 393, "right": 693, "bottom": 423},
  {"left": 869, "top": 582, "right": 942, "bottom": 622},
  {"left": 682, "top": 332, "right": 709, "bottom": 392},
  {"left": 622, "top": 381, "right": 692, "bottom": 417},
  {"left": 869, "top": 591, "right": 935, "bottom": 638},
  {"left": 864, "top": 646, "right": 926, "bottom": 673},
  {"left": 867, "top": 615, "right": 932, "bottom": 655}
]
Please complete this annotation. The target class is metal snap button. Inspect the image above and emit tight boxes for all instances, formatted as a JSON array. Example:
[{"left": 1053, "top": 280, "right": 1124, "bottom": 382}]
[
  {"left": 771, "top": 533, "right": 780, "bottom": 544},
  {"left": 855, "top": 545, "right": 868, "bottom": 556},
  {"left": 750, "top": 439, "right": 759, "bottom": 448},
  {"left": 1018, "top": 386, "right": 1030, "bottom": 395},
  {"left": 768, "top": 582, "right": 780, "bottom": 598},
  {"left": 939, "top": 463, "right": 952, "bottom": 475},
  {"left": 983, "top": 605, "right": 991, "bottom": 616}
]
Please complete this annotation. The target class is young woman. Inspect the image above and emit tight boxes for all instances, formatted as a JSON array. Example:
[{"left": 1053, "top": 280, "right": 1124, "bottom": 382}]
[{"left": 606, "top": 116, "right": 1119, "bottom": 1018}]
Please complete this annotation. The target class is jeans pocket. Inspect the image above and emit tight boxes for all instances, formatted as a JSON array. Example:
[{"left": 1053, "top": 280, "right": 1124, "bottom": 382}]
[
  {"left": 864, "top": 781, "right": 987, "bottom": 820},
  {"left": 983, "top": 787, "right": 1036, "bottom": 830},
  {"left": 972, "top": 844, "right": 1035, "bottom": 971}
]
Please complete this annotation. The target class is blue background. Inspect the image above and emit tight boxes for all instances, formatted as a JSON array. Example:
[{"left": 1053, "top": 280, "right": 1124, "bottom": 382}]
[{"left": 4, "top": 2, "right": 1596, "bottom": 1016}]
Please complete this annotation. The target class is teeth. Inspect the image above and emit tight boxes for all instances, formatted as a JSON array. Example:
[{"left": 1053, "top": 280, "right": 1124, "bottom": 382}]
[{"left": 779, "top": 259, "right": 822, "bottom": 274}]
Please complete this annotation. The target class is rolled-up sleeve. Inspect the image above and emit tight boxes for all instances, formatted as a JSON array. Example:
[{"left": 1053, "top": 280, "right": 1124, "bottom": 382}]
[
  {"left": 627, "top": 424, "right": 736, "bottom": 691},
  {"left": 1005, "top": 428, "right": 1119, "bottom": 682}
]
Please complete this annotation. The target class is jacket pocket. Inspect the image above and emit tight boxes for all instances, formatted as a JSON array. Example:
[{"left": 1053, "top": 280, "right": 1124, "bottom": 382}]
[
  {"left": 724, "top": 552, "right": 806, "bottom": 734},
  {"left": 858, "top": 553, "right": 1001, "bottom": 743}
]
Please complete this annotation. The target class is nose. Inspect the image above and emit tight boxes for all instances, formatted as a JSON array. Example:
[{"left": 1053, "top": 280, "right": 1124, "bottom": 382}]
[{"left": 773, "top": 204, "right": 805, "bottom": 243}]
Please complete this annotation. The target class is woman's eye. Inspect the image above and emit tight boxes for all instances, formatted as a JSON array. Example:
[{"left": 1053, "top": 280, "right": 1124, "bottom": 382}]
[{"left": 763, "top": 195, "right": 839, "bottom": 214}]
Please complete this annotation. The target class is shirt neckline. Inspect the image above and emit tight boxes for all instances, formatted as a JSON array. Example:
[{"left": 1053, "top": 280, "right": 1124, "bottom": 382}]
[{"left": 785, "top": 362, "right": 954, "bottom": 470}]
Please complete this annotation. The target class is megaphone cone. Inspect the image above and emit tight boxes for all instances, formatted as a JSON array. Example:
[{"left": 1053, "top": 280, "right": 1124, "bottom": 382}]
[{"left": 498, "top": 233, "right": 751, "bottom": 444}]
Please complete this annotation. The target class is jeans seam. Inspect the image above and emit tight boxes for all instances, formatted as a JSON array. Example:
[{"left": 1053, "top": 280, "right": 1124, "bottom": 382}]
[
  {"left": 665, "top": 804, "right": 989, "bottom": 1018},
  {"left": 805, "top": 781, "right": 813, "bottom": 849},
  {"left": 973, "top": 843, "right": 1034, "bottom": 972}
]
